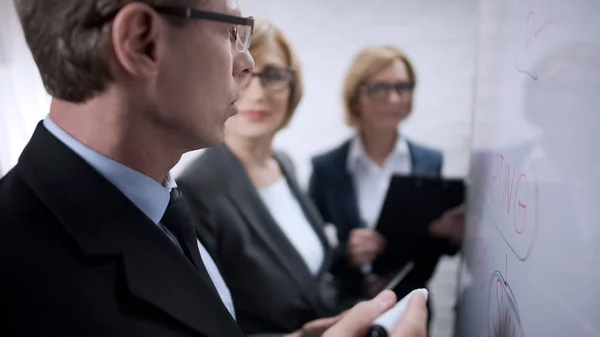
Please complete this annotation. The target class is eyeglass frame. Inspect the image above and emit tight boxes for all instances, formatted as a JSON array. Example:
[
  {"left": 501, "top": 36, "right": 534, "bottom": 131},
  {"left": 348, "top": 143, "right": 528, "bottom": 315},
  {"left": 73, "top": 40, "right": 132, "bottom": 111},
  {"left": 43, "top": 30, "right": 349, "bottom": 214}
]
[
  {"left": 243, "top": 67, "right": 296, "bottom": 91},
  {"left": 154, "top": 6, "right": 254, "bottom": 53},
  {"left": 86, "top": 5, "right": 255, "bottom": 53},
  {"left": 360, "top": 81, "right": 415, "bottom": 101}
]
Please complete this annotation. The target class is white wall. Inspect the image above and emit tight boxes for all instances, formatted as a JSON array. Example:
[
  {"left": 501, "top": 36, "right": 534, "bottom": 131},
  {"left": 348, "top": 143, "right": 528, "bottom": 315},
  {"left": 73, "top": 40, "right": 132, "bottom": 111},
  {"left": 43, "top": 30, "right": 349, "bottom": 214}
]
[
  {"left": 0, "top": 1, "right": 51, "bottom": 176},
  {"left": 174, "top": 0, "right": 479, "bottom": 185}
]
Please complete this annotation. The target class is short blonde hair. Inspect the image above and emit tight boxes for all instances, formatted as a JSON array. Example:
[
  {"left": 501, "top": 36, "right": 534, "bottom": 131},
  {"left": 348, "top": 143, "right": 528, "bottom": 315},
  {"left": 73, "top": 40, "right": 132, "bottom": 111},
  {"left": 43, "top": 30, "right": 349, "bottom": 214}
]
[
  {"left": 250, "top": 19, "right": 303, "bottom": 129},
  {"left": 342, "top": 46, "right": 417, "bottom": 126}
]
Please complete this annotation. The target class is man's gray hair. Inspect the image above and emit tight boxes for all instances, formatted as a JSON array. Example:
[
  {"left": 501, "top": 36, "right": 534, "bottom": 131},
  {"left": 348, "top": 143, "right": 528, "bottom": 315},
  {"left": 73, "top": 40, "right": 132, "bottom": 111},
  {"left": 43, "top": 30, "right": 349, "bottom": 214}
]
[{"left": 14, "top": 0, "right": 198, "bottom": 103}]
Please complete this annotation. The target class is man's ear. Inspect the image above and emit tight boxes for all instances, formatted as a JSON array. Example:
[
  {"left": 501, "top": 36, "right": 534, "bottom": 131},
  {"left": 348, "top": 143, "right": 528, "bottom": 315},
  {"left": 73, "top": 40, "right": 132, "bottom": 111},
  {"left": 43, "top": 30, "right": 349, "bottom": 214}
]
[{"left": 110, "top": 2, "right": 165, "bottom": 79}]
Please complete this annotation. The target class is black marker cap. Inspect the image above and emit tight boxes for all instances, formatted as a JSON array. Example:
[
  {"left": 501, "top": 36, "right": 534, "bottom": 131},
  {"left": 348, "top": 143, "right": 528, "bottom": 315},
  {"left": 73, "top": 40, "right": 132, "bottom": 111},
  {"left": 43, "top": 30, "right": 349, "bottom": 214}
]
[{"left": 365, "top": 325, "right": 388, "bottom": 337}]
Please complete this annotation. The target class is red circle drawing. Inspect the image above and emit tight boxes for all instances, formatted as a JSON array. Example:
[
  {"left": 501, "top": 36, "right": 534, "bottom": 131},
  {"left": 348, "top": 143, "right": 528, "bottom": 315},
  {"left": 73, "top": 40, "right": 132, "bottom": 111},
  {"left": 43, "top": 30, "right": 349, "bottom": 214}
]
[{"left": 513, "top": 174, "right": 528, "bottom": 234}]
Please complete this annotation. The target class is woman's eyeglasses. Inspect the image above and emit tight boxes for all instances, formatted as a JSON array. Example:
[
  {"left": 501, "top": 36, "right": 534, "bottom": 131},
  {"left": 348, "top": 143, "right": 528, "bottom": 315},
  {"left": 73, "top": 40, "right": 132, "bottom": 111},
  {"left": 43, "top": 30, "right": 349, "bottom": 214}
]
[
  {"left": 362, "top": 81, "right": 414, "bottom": 101},
  {"left": 241, "top": 65, "right": 295, "bottom": 91}
]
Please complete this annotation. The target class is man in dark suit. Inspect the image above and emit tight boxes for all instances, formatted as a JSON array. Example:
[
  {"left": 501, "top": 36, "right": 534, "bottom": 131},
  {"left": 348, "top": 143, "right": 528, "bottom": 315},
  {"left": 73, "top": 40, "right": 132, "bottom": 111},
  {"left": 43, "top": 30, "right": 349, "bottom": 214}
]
[
  {"left": 0, "top": 0, "right": 429, "bottom": 336},
  {"left": 1, "top": 0, "right": 253, "bottom": 336}
]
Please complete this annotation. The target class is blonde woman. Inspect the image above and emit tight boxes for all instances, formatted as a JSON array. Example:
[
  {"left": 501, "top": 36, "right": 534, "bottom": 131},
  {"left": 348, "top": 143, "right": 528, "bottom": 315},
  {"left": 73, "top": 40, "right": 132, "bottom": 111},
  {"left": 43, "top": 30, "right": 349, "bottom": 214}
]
[
  {"left": 177, "top": 19, "right": 343, "bottom": 337},
  {"left": 308, "top": 46, "right": 463, "bottom": 323}
]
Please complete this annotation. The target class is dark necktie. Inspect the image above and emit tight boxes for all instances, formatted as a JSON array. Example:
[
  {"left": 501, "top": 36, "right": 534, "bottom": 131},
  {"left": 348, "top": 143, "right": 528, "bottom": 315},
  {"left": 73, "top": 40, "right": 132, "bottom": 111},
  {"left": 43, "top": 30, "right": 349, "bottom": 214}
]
[
  {"left": 160, "top": 188, "right": 206, "bottom": 271},
  {"left": 161, "top": 188, "right": 224, "bottom": 303}
]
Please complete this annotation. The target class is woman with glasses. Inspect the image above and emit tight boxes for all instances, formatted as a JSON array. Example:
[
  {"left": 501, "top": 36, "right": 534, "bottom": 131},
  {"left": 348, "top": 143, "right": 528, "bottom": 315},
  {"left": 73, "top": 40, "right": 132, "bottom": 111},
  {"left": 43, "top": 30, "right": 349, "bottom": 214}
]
[
  {"left": 308, "top": 46, "right": 464, "bottom": 324},
  {"left": 177, "top": 19, "right": 342, "bottom": 337}
]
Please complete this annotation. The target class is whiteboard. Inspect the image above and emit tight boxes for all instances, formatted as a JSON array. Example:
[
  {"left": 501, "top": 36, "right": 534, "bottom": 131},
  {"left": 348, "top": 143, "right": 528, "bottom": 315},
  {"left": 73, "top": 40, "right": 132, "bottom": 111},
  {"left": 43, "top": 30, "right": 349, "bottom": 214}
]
[{"left": 456, "top": 0, "right": 600, "bottom": 336}]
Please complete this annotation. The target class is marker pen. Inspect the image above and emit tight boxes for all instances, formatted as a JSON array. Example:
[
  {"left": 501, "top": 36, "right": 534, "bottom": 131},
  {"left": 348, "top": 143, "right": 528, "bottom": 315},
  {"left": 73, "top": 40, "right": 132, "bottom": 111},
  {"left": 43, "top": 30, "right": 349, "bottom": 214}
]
[{"left": 365, "top": 289, "right": 429, "bottom": 337}]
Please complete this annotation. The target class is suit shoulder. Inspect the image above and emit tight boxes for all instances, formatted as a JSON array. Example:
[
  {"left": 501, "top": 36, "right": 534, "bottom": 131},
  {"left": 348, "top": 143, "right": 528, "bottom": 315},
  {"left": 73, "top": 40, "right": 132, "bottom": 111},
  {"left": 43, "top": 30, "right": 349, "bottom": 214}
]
[
  {"left": 409, "top": 141, "right": 443, "bottom": 160},
  {"left": 0, "top": 167, "right": 58, "bottom": 256},
  {"left": 176, "top": 154, "right": 233, "bottom": 221},
  {"left": 273, "top": 149, "right": 293, "bottom": 167},
  {"left": 176, "top": 150, "right": 223, "bottom": 190},
  {"left": 273, "top": 150, "right": 296, "bottom": 175},
  {"left": 311, "top": 139, "right": 352, "bottom": 169},
  {"left": 0, "top": 168, "right": 33, "bottom": 223}
]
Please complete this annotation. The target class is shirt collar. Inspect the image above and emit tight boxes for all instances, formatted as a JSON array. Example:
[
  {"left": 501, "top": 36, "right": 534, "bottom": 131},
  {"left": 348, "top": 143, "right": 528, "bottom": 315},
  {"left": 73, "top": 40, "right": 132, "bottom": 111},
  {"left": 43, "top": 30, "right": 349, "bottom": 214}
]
[
  {"left": 347, "top": 132, "right": 410, "bottom": 172},
  {"left": 43, "top": 115, "right": 171, "bottom": 224},
  {"left": 162, "top": 173, "right": 178, "bottom": 191}
]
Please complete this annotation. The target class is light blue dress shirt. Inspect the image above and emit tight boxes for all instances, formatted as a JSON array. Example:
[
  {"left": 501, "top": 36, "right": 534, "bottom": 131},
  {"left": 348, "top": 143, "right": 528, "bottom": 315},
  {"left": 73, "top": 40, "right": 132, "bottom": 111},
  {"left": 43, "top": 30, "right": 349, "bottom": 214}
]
[{"left": 43, "top": 116, "right": 236, "bottom": 319}]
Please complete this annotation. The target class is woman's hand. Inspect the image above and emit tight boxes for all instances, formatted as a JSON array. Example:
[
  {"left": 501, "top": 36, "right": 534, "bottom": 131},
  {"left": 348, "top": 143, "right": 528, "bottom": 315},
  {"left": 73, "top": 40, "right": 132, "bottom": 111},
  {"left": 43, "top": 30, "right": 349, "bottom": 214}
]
[
  {"left": 429, "top": 204, "right": 465, "bottom": 245},
  {"left": 348, "top": 228, "right": 387, "bottom": 267}
]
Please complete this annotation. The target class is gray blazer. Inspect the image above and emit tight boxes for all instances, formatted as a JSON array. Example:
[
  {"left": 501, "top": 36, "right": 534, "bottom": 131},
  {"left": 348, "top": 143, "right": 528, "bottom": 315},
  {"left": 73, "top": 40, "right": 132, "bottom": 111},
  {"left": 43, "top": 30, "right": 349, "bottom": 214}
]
[{"left": 177, "top": 144, "right": 338, "bottom": 337}]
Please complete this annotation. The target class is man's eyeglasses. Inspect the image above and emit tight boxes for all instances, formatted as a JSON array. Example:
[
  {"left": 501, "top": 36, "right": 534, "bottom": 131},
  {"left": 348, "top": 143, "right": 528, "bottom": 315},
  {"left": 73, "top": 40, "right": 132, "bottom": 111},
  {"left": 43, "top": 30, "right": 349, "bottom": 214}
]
[
  {"left": 362, "top": 81, "right": 414, "bottom": 101},
  {"left": 154, "top": 6, "right": 254, "bottom": 53},
  {"left": 242, "top": 65, "right": 295, "bottom": 91},
  {"left": 86, "top": 6, "right": 254, "bottom": 53}
]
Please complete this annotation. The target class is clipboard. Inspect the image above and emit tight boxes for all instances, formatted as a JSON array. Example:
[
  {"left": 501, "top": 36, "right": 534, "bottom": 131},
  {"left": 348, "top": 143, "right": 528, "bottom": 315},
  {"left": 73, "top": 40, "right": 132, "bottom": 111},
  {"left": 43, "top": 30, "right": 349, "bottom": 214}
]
[{"left": 373, "top": 175, "right": 465, "bottom": 273}]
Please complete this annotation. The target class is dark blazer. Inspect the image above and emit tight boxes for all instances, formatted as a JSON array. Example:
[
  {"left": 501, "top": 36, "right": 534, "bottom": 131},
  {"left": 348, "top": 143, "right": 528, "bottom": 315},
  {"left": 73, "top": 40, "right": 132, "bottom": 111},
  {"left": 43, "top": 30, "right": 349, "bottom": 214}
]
[
  {"left": 0, "top": 123, "right": 243, "bottom": 337},
  {"left": 177, "top": 144, "right": 338, "bottom": 336},
  {"left": 308, "top": 138, "right": 460, "bottom": 306}
]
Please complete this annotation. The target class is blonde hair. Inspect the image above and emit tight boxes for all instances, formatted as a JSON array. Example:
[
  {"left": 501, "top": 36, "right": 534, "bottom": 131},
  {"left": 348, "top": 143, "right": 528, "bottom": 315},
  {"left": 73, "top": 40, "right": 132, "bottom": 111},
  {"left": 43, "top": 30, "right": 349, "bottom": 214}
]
[
  {"left": 342, "top": 46, "right": 417, "bottom": 126},
  {"left": 250, "top": 19, "right": 303, "bottom": 129}
]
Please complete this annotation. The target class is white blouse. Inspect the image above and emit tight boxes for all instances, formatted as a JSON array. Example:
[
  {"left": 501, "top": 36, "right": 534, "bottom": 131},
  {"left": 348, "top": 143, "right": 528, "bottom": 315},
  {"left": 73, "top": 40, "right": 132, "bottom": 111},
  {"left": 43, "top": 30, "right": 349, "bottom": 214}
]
[
  {"left": 258, "top": 178, "right": 325, "bottom": 275},
  {"left": 347, "top": 135, "right": 413, "bottom": 228},
  {"left": 346, "top": 135, "right": 413, "bottom": 274}
]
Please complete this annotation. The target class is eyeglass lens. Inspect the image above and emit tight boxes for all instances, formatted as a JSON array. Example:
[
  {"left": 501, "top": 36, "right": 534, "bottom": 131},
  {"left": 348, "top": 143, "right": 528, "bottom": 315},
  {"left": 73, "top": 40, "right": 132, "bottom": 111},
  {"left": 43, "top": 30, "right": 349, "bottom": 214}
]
[
  {"left": 367, "top": 81, "right": 414, "bottom": 99},
  {"left": 236, "top": 24, "right": 252, "bottom": 52},
  {"left": 242, "top": 65, "right": 294, "bottom": 91}
]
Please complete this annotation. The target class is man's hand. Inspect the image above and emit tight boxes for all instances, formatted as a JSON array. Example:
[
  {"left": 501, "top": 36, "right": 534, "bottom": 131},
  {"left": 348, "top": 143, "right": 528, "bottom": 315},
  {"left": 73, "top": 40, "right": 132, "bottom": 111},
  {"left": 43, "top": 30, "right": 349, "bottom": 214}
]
[
  {"left": 348, "top": 229, "right": 387, "bottom": 267},
  {"left": 285, "top": 313, "right": 346, "bottom": 337},
  {"left": 429, "top": 204, "right": 465, "bottom": 245},
  {"left": 323, "top": 290, "right": 428, "bottom": 337}
]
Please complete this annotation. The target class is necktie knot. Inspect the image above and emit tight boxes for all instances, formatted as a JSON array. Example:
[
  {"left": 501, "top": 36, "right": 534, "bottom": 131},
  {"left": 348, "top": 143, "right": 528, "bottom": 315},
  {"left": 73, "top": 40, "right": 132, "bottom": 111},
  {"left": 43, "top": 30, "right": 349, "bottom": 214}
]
[
  {"left": 162, "top": 188, "right": 194, "bottom": 232},
  {"left": 169, "top": 187, "right": 181, "bottom": 204}
]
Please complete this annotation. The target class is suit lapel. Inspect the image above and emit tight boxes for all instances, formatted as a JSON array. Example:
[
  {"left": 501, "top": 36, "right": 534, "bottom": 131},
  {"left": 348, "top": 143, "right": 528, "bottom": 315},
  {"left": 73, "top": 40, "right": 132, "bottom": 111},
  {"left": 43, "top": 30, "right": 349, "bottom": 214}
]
[
  {"left": 120, "top": 221, "right": 240, "bottom": 337},
  {"left": 213, "top": 145, "right": 320, "bottom": 306},
  {"left": 176, "top": 184, "right": 227, "bottom": 275},
  {"left": 19, "top": 124, "right": 242, "bottom": 337},
  {"left": 227, "top": 190, "right": 319, "bottom": 300},
  {"left": 408, "top": 141, "right": 438, "bottom": 176},
  {"left": 331, "top": 142, "right": 363, "bottom": 230},
  {"left": 193, "top": 208, "right": 228, "bottom": 277}
]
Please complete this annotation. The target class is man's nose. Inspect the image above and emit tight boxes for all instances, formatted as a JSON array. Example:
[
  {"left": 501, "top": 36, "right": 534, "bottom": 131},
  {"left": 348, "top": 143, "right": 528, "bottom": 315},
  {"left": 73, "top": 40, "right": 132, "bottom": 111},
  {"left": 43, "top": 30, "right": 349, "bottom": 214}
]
[{"left": 236, "top": 50, "right": 255, "bottom": 78}]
